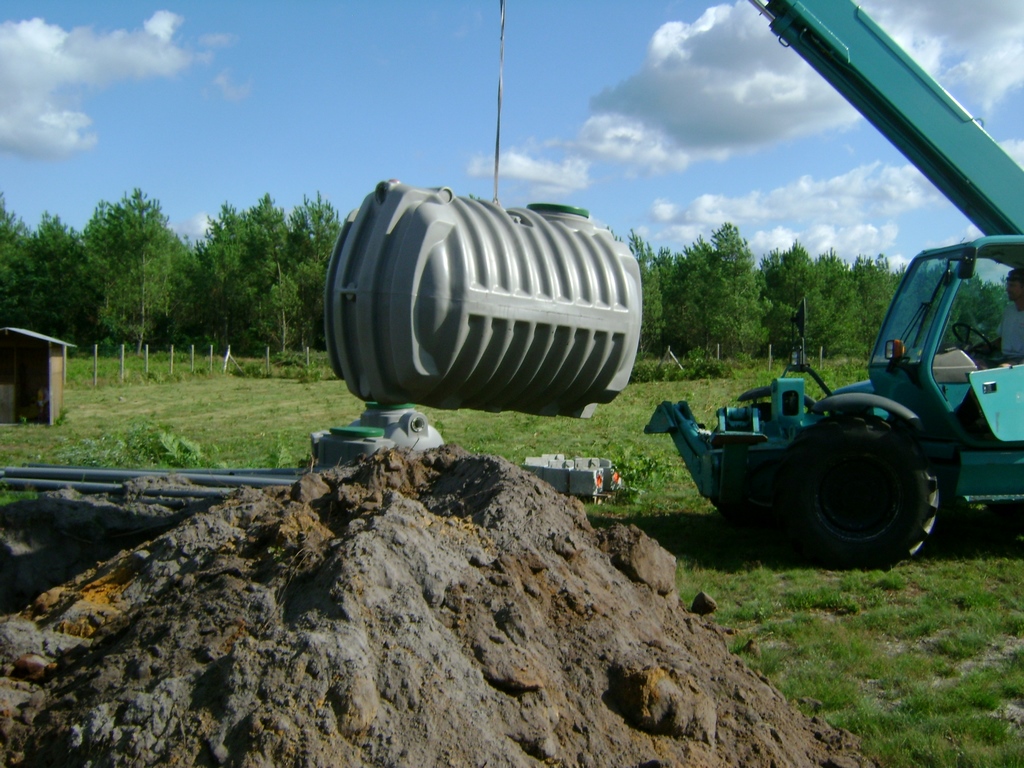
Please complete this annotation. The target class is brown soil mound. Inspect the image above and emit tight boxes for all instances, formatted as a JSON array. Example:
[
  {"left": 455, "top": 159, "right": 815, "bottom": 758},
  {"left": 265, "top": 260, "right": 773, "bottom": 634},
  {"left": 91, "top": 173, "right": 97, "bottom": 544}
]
[{"left": 0, "top": 446, "right": 873, "bottom": 767}]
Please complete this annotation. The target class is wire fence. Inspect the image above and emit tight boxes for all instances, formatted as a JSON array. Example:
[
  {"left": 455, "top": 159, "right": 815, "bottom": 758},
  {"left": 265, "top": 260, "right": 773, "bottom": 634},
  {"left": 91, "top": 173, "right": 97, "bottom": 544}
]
[
  {"left": 68, "top": 341, "right": 855, "bottom": 391},
  {"left": 67, "top": 344, "right": 332, "bottom": 388}
]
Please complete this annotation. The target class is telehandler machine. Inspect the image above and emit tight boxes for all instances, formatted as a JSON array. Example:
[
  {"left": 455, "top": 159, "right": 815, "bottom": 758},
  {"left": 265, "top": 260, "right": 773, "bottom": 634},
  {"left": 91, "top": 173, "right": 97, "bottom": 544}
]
[{"left": 647, "top": 0, "right": 1024, "bottom": 568}]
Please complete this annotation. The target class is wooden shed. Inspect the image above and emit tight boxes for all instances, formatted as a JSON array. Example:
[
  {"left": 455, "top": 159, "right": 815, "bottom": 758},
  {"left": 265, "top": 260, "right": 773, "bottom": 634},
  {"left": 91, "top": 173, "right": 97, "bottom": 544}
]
[{"left": 0, "top": 328, "right": 75, "bottom": 426}]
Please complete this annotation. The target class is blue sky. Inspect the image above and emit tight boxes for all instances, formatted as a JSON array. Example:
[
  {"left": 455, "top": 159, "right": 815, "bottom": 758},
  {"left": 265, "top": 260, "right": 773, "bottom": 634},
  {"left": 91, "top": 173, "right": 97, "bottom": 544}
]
[{"left": 3, "top": 1, "right": 1024, "bottom": 267}]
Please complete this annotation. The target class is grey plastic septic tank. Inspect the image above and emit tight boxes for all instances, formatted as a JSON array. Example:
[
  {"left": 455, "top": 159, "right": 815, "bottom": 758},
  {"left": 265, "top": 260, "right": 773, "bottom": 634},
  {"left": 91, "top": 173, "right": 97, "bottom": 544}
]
[{"left": 324, "top": 181, "right": 642, "bottom": 418}]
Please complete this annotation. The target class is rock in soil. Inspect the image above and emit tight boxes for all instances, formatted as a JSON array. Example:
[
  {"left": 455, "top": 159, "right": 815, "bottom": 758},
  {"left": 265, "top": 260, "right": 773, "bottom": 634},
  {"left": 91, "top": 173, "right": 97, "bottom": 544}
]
[{"left": 0, "top": 446, "right": 874, "bottom": 767}]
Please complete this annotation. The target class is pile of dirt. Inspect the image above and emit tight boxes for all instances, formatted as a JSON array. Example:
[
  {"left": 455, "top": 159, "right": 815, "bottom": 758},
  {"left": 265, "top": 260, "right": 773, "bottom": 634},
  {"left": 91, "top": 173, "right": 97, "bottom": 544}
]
[{"left": 0, "top": 446, "right": 873, "bottom": 767}]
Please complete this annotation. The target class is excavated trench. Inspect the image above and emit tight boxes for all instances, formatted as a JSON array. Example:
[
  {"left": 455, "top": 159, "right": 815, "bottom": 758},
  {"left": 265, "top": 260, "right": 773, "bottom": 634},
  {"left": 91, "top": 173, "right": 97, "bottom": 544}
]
[{"left": 0, "top": 446, "right": 873, "bottom": 767}]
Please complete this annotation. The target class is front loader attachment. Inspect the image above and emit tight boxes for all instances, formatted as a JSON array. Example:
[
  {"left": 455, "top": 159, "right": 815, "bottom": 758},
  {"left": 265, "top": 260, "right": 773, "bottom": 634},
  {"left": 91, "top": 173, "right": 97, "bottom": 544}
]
[
  {"left": 646, "top": 401, "right": 768, "bottom": 506},
  {"left": 645, "top": 401, "right": 714, "bottom": 497}
]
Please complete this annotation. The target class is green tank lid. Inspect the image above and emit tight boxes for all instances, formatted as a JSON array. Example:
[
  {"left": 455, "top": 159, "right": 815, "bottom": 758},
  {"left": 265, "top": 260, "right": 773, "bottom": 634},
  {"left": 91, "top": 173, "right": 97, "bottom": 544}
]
[
  {"left": 364, "top": 401, "right": 416, "bottom": 410},
  {"left": 329, "top": 425, "right": 386, "bottom": 438},
  {"left": 527, "top": 202, "right": 590, "bottom": 219}
]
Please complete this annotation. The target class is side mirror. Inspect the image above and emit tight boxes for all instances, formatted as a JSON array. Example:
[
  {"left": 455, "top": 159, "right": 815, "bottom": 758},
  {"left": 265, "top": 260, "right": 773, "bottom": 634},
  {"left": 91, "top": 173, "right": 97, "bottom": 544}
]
[
  {"left": 958, "top": 251, "right": 976, "bottom": 279},
  {"left": 791, "top": 297, "right": 807, "bottom": 338}
]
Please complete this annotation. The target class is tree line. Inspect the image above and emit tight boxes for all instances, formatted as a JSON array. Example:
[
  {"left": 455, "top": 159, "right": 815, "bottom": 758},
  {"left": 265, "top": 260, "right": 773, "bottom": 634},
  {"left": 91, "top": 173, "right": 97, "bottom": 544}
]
[
  {"left": 630, "top": 223, "right": 901, "bottom": 362},
  {"left": 0, "top": 190, "right": 341, "bottom": 355},
  {"left": 0, "top": 190, "right": 900, "bottom": 360}
]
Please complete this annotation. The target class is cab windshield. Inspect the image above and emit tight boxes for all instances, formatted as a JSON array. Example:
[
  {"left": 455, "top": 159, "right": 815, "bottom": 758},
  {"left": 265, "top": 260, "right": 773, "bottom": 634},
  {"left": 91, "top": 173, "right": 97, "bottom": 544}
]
[
  {"left": 871, "top": 255, "right": 955, "bottom": 366},
  {"left": 871, "top": 249, "right": 1013, "bottom": 367}
]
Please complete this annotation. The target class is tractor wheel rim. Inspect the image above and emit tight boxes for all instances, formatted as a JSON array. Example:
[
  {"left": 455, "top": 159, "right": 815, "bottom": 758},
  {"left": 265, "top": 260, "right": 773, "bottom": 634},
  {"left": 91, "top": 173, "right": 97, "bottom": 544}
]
[{"left": 817, "top": 456, "right": 900, "bottom": 536}]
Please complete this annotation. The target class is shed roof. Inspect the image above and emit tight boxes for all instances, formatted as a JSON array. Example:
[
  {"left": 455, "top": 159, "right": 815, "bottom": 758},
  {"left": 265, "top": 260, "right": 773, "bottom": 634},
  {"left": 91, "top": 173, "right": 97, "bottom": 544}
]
[{"left": 0, "top": 327, "right": 76, "bottom": 348}]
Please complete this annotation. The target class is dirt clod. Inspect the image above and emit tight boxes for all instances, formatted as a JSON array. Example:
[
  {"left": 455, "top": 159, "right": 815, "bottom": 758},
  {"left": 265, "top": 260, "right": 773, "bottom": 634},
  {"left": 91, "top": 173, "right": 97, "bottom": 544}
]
[
  {"left": 0, "top": 446, "right": 874, "bottom": 767},
  {"left": 691, "top": 591, "right": 719, "bottom": 616}
]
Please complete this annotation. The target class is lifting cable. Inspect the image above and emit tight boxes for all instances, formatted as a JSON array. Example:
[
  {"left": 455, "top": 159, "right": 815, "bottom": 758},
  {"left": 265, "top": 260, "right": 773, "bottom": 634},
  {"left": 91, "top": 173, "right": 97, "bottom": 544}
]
[{"left": 493, "top": 0, "right": 506, "bottom": 205}]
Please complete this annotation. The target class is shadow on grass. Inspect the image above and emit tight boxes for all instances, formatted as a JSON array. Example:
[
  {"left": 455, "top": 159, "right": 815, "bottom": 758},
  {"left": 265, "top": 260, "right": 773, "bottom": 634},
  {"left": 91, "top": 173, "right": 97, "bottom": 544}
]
[
  {"left": 920, "top": 502, "right": 1024, "bottom": 563},
  {"left": 590, "top": 507, "right": 805, "bottom": 573},
  {"left": 591, "top": 500, "right": 1024, "bottom": 573}
]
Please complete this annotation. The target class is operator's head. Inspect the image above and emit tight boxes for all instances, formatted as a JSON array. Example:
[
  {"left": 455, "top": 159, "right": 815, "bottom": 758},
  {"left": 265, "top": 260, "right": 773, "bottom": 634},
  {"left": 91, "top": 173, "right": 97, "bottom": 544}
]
[{"left": 1007, "top": 268, "right": 1024, "bottom": 306}]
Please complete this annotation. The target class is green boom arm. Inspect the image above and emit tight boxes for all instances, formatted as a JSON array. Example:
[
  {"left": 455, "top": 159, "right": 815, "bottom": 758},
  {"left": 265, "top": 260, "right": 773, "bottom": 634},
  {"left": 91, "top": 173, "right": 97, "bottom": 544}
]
[{"left": 758, "top": 0, "right": 1024, "bottom": 236}]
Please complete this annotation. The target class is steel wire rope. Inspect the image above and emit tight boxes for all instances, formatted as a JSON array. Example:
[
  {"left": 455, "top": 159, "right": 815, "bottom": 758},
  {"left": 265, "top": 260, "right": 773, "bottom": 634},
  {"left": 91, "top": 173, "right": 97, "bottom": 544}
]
[{"left": 493, "top": 0, "right": 505, "bottom": 205}]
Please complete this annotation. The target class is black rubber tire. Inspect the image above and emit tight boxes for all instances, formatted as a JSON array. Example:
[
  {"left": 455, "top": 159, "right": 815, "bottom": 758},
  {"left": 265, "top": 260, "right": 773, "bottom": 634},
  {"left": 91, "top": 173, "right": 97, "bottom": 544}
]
[
  {"left": 773, "top": 416, "right": 938, "bottom": 569},
  {"left": 712, "top": 460, "right": 780, "bottom": 528}
]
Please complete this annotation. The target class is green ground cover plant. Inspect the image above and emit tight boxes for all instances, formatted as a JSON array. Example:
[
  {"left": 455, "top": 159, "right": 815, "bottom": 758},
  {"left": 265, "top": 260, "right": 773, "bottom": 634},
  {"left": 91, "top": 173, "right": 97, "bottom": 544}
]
[{"left": 3, "top": 353, "right": 1024, "bottom": 765}]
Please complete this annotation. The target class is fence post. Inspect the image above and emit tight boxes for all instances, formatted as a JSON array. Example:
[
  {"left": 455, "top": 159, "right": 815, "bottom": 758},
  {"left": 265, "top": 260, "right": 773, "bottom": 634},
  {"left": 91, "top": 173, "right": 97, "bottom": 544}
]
[
  {"left": 93, "top": 345, "right": 98, "bottom": 387},
  {"left": 145, "top": 344, "right": 149, "bottom": 375},
  {"left": 223, "top": 345, "right": 231, "bottom": 373},
  {"left": 306, "top": 346, "right": 310, "bottom": 367},
  {"left": 768, "top": 344, "right": 772, "bottom": 371},
  {"left": 170, "top": 344, "right": 174, "bottom": 376},
  {"left": 191, "top": 344, "right": 195, "bottom": 373},
  {"left": 209, "top": 345, "right": 214, "bottom": 374},
  {"left": 120, "top": 345, "right": 125, "bottom": 383},
  {"left": 820, "top": 346, "right": 824, "bottom": 367},
  {"left": 716, "top": 343, "right": 721, "bottom": 360},
  {"left": 659, "top": 346, "right": 684, "bottom": 371},
  {"left": 265, "top": 346, "right": 271, "bottom": 376}
]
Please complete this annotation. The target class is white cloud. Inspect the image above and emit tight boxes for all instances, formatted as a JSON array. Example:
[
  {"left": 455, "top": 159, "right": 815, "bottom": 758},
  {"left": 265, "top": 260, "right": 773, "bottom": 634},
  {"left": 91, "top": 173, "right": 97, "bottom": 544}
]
[
  {"left": 212, "top": 70, "right": 251, "bottom": 102},
  {"left": 652, "top": 222, "right": 707, "bottom": 246},
  {"left": 548, "top": 0, "right": 1024, "bottom": 261},
  {"left": 0, "top": 12, "right": 196, "bottom": 159},
  {"left": 660, "top": 219, "right": 900, "bottom": 262},
  {"left": 467, "top": 148, "right": 590, "bottom": 198},
  {"left": 1001, "top": 139, "right": 1024, "bottom": 168},
  {"left": 143, "top": 10, "right": 181, "bottom": 43},
  {"left": 570, "top": 0, "right": 1024, "bottom": 180},
  {"left": 746, "top": 225, "right": 800, "bottom": 257},
  {"left": 915, "top": 222, "right": 983, "bottom": 255},
  {"left": 575, "top": 114, "right": 695, "bottom": 173},
  {"left": 659, "top": 163, "right": 941, "bottom": 226},
  {"left": 861, "top": 0, "right": 1024, "bottom": 111},
  {"left": 172, "top": 211, "right": 212, "bottom": 241},
  {"left": 576, "top": 2, "right": 857, "bottom": 173},
  {"left": 650, "top": 162, "right": 944, "bottom": 259},
  {"left": 785, "top": 222, "right": 899, "bottom": 260},
  {"left": 199, "top": 32, "right": 237, "bottom": 49}
]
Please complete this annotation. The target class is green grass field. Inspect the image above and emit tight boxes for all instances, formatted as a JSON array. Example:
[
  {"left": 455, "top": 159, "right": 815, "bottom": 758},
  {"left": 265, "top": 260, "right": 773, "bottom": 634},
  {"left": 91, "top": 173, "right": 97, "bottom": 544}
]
[{"left": 5, "top": 353, "right": 1024, "bottom": 766}]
